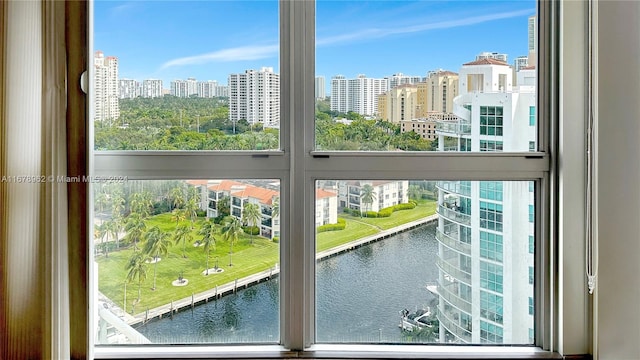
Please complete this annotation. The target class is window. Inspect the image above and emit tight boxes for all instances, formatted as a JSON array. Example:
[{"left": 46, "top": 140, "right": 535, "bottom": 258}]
[
  {"left": 91, "top": 0, "right": 550, "bottom": 356},
  {"left": 529, "top": 106, "right": 536, "bottom": 126},
  {"left": 479, "top": 106, "right": 504, "bottom": 136}
]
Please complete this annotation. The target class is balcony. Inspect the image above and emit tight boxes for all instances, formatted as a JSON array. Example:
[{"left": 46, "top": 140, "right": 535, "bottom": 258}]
[
  {"left": 436, "top": 121, "right": 471, "bottom": 135},
  {"left": 436, "top": 181, "right": 471, "bottom": 197},
  {"left": 436, "top": 257, "right": 471, "bottom": 284},
  {"left": 436, "top": 228, "right": 471, "bottom": 254},
  {"left": 438, "top": 280, "right": 472, "bottom": 313},
  {"left": 437, "top": 204, "right": 471, "bottom": 226},
  {"left": 438, "top": 305, "right": 472, "bottom": 343}
]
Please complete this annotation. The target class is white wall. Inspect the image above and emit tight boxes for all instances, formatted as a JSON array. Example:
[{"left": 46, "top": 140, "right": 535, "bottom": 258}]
[{"left": 596, "top": 1, "right": 640, "bottom": 359}]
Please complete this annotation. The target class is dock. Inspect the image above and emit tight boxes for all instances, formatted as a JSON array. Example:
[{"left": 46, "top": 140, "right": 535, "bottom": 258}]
[{"left": 127, "top": 214, "right": 438, "bottom": 326}]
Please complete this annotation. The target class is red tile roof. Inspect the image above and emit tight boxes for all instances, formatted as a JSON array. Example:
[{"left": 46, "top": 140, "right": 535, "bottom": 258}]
[
  {"left": 316, "top": 189, "right": 337, "bottom": 199},
  {"left": 463, "top": 58, "right": 509, "bottom": 66},
  {"left": 231, "top": 186, "right": 279, "bottom": 205}
]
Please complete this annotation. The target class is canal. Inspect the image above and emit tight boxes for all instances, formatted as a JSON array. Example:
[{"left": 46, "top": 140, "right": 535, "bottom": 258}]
[{"left": 135, "top": 223, "right": 438, "bottom": 344}]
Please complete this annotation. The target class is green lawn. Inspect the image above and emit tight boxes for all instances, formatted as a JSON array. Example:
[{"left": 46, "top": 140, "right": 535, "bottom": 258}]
[
  {"left": 341, "top": 199, "right": 437, "bottom": 230},
  {"left": 97, "top": 216, "right": 278, "bottom": 314},
  {"left": 98, "top": 199, "right": 437, "bottom": 315}
]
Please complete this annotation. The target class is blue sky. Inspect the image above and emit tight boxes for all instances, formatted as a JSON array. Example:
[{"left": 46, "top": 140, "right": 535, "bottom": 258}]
[{"left": 95, "top": 0, "right": 535, "bottom": 88}]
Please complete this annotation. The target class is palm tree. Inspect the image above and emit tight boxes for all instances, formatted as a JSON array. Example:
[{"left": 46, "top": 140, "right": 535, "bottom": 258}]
[
  {"left": 170, "top": 208, "right": 187, "bottom": 226},
  {"left": 142, "top": 226, "right": 171, "bottom": 291},
  {"left": 124, "top": 213, "right": 146, "bottom": 250},
  {"left": 95, "top": 222, "right": 108, "bottom": 257},
  {"left": 198, "top": 219, "right": 217, "bottom": 274},
  {"left": 173, "top": 223, "right": 193, "bottom": 258},
  {"left": 125, "top": 251, "right": 148, "bottom": 303},
  {"left": 221, "top": 216, "right": 243, "bottom": 266},
  {"left": 360, "top": 184, "right": 377, "bottom": 217},
  {"left": 184, "top": 198, "right": 199, "bottom": 229},
  {"left": 242, "top": 202, "right": 262, "bottom": 244},
  {"left": 217, "top": 196, "right": 231, "bottom": 217},
  {"left": 169, "top": 186, "right": 185, "bottom": 210},
  {"left": 271, "top": 196, "right": 280, "bottom": 219},
  {"left": 130, "top": 192, "right": 153, "bottom": 219}
]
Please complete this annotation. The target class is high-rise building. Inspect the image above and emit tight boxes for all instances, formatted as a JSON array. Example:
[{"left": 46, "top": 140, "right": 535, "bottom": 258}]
[
  {"left": 197, "top": 80, "right": 229, "bottom": 98},
  {"left": 315, "top": 76, "right": 326, "bottom": 100},
  {"left": 228, "top": 67, "right": 280, "bottom": 128},
  {"left": 378, "top": 84, "right": 419, "bottom": 123},
  {"left": 171, "top": 78, "right": 198, "bottom": 98},
  {"left": 141, "top": 79, "right": 164, "bottom": 98},
  {"left": 528, "top": 15, "right": 537, "bottom": 65},
  {"left": 434, "top": 59, "right": 536, "bottom": 344},
  {"left": 423, "top": 70, "right": 459, "bottom": 115},
  {"left": 93, "top": 51, "right": 119, "bottom": 122},
  {"left": 118, "top": 79, "right": 140, "bottom": 99},
  {"left": 330, "top": 74, "right": 388, "bottom": 116},
  {"left": 385, "top": 73, "right": 423, "bottom": 90},
  {"left": 476, "top": 52, "right": 508, "bottom": 63}
]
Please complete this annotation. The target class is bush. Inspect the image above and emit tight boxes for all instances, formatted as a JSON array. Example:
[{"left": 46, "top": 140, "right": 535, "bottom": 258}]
[
  {"left": 196, "top": 209, "right": 207, "bottom": 217},
  {"left": 272, "top": 236, "right": 279, "bottom": 243},
  {"left": 378, "top": 208, "right": 393, "bottom": 217},
  {"left": 317, "top": 220, "right": 347, "bottom": 233},
  {"left": 393, "top": 202, "right": 416, "bottom": 211},
  {"left": 242, "top": 226, "right": 260, "bottom": 235},
  {"left": 362, "top": 211, "right": 377, "bottom": 218}
]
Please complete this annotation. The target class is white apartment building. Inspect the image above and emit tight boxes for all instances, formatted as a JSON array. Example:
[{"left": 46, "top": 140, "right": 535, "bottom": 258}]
[
  {"left": 330, "top": 75, "right": 389, "bottom": 116},
  {"left": 475, "top": 52, "right": 508, "bottom": 63},
  {"left": 434, "top": 59, "right": 536, "bottom": 344},
  {"left": 315, "top": 189, "right": 338, "bottom": 227},
  {"left": 171, "top": 78, "right": 198, "bottom": 98},
  {"left": 315, "top": 76, "right": 326, "bottom": 100},
  {"left": 197, "top": 80, "right": 229, "bottom": 98},
  {"left": 93, "top": 51, "right": 119, "bottom": 122},
  {"left": 141, "top": 79, "right": 163, "bottom": 98},
  {"left": 338, "top": 181, "right": 409, "bottom": 213},
  {"left": 228, "top": 67, "right": 280, "bottom": 128},
  {"left": 118, "top": 79, "right": 140, "bottom": 99},
  {"left": 385, "top": 72, "right": 423, "bottom": 90}
]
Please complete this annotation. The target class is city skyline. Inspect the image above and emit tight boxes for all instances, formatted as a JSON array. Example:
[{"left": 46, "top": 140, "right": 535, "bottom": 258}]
[{"left": 95, "top": 0, "right": 535, "bottom": 87}]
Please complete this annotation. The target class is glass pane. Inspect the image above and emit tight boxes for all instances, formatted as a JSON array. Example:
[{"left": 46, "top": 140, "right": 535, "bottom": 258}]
[
  {"left": 315, "top": 180, "right": 534, "bottom": 344},
  {"left": 93, "top": 179, "right": 280, "bottom": 344},
  {"left": 93, "top": 1, "right": 279, "bottom": 150},
  {"left": 315, "top": 1, "right": 537, "bottom": 152}
]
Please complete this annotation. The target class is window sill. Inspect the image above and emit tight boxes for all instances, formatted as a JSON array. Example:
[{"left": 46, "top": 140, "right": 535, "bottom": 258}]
[{"left": 95, "top": 344, "right": 562, "bottom": 360}]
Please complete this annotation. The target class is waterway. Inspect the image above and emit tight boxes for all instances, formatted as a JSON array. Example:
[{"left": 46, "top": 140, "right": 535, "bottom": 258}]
[{"left": 135, "top": 223, "right": 438, "bottom": 344}]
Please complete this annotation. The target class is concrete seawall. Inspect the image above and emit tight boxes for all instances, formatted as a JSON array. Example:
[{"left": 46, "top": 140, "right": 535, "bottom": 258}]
[{"left": 127, "top": 214, "right": 439, "bottom": 326}]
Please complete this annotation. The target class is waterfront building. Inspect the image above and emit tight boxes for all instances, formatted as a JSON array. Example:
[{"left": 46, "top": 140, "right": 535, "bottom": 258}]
[
  {"left": 330, "top": 74, "right": 389, "bottom": 116},
  {"left": 315, "top": 76, "right": 326, "bottom": 100},
  {"left": 434, "top": 58, "right": 535, "bottom": 343},
  {"left": 93, "top": 51, "right": 119, "bottom": 122},
  {"left": 141, "top": 79, "right": 164, "bottom": 98},
  {"left": 338, "top": 181, "right": 409, "bottom": 213},
  {"left": 228, "top": 67, "right": 280, "bottom": 128},
  {"left": 118, "top": 79, "right": 140, "bottom": 99}
]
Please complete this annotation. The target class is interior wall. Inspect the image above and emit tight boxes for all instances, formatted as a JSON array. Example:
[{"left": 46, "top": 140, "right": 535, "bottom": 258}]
[{"left": 596, "top": 1, "right": 640, "bottom": 359}]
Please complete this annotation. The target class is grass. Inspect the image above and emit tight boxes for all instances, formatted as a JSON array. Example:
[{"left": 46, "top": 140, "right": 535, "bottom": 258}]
[
  {"left": 341, "top": 199, "right": 437, "bottom": 230},
  {"left": 97, "top": 216, "right": 278, "bottom": 314},
  {"left": 98, "top": 199, "right": 437, "bottom": 315}
]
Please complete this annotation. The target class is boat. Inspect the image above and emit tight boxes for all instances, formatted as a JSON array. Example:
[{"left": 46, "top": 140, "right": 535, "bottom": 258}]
[{"left": 399, "top": 307, "right": 433, "bottom": 332}]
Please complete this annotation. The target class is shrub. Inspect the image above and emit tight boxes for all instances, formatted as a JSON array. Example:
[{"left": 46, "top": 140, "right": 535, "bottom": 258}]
[
  {"left": 242, "top": 226, "right": 260, "bottom": 235},
  {"left": 272, "top": 236, "right": 279, "bottom": 243},
  {"left": 364, "top": 211, "right": 379, "bottom": 218},
  {"left": 317, "top": 220, "right": 347, "bottom": 233},
  {"left": 394, "top": 202, "right": 416, "bottom": 211},
  {"left": 196, "top": 209, "right": 207, "bottom": 217},
  {"left": 378, "top": 208, "right": 393, "bottom": 217}
]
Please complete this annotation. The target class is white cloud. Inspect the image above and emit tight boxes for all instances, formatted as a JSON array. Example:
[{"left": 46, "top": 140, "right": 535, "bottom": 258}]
[
  {"left": 317, "top": 8, "right": 534, "bottom": 46},
  {"left": 160, "top": 45, "right": 278, "bottom": 70}
]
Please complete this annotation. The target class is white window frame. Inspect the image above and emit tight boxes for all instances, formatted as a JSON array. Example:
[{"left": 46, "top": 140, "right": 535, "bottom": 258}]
[{"left": 90, "top": 0, "right": 564, "bottom": 358}]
